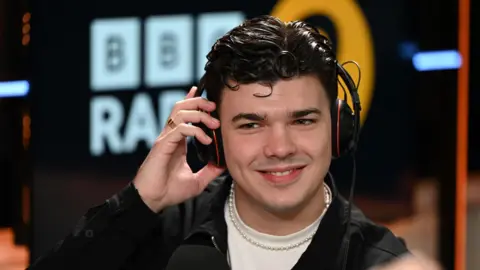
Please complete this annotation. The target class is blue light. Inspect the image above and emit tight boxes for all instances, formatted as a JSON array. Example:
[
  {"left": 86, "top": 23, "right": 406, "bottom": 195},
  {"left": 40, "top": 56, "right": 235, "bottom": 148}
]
[
  {"left": 412, "top": 50, "right": 462, "bottom": 71},
  {"left": 0, "top": 80, "right": 30, "bottom": 97}
]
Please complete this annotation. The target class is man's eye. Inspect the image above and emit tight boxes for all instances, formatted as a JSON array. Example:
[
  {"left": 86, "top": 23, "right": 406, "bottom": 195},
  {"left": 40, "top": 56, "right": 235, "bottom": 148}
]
[
  {"left": 239, "top": 123, "right": 260, "bottom": 129},
  {"left": 294, "top": 119, "right": 316, "bottom": 125}
]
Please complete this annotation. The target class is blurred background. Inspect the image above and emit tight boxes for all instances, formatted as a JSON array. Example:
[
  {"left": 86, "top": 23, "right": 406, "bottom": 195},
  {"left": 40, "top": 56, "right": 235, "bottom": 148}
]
[{"left": 0, "top": 0, "right": 477, "bottom": 269}]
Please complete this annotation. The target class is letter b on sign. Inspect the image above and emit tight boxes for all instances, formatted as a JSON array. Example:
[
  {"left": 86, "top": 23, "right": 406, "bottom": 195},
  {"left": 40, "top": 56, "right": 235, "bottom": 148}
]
[
  {"left": 106, "top": 36, "right": 125, "bottom": 72},
  {"left": 90, "top": 18, "right": 141, "bottom": 92},
  {"left": 144, "top": 15, "right": 194, "bottom": 88}
]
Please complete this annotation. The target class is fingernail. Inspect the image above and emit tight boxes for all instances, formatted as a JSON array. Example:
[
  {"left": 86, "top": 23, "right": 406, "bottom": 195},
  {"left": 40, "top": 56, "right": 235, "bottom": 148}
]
[{"left": 212, "top": 118, "right": 220, "bottom": 124}]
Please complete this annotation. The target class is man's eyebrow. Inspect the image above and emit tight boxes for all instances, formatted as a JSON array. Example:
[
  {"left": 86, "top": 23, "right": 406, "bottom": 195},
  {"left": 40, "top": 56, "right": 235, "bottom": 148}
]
[
  {"left": 231, "top": 108, "right": 321, "bottom": 123},
  {"left": 231, "top": 113, "right": 266, "bottom": 123},
  {"left": 289, "top": 108, "right": 321, "bottom": 118}
]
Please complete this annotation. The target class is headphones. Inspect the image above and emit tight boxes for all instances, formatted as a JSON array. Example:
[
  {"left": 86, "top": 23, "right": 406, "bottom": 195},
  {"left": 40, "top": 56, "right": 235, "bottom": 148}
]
[{"left": 193, "top": 61, "right": 362, "bottom": 167}]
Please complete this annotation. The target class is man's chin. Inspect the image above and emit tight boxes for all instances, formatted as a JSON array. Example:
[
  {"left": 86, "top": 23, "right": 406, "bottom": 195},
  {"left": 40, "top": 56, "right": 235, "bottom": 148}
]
[{"left": 262, "top": 200, "right": 305, "bottom": 216}]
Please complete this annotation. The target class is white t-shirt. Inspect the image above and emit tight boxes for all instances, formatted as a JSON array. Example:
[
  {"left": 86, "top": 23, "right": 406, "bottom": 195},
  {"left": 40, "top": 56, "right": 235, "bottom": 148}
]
[{"left": 225, "top": 200, "right": 325, "bottom": 270}]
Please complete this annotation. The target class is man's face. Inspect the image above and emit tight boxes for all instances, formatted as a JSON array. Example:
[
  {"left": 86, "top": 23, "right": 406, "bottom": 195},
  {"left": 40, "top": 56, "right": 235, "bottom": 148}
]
[{"left": 219, "top": 75, "right": 332, "bottom": 213}]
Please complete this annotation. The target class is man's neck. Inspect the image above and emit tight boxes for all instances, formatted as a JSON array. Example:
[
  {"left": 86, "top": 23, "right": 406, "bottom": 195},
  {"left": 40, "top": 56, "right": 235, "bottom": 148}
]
[{"left": 233, "top": 184, "right": 326, "bottom": 236}]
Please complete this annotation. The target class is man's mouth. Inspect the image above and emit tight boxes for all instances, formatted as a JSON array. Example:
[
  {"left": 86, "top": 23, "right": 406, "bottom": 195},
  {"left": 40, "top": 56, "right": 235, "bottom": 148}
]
[
  {"left": 264, "top": 170, "right": 295, "bottom": 176},
  {"left": 258, "top": 166, "right": 306, "bottom": 184}
]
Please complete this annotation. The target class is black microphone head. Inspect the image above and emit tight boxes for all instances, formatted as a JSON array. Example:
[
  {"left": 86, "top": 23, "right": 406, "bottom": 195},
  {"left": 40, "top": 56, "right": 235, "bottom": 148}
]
[{"left": 166, "top": 245, "right": 230, "bottom": 270}]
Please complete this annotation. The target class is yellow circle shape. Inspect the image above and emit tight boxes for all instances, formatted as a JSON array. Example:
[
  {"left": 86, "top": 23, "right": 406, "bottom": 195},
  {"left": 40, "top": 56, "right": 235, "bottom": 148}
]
[{"left": 271, "top": 0, "right": 375, "bottom": 125}]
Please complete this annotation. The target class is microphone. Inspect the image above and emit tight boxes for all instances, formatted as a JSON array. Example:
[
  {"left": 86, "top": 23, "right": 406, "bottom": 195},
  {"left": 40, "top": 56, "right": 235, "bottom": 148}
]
[{"left": 166, "top": 245, "right": 230, "bottom": 270}]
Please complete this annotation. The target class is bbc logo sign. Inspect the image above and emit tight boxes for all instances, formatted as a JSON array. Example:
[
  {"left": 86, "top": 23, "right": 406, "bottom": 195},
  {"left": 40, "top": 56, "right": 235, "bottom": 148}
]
[{"left": 90, "top": 12, "right": 245, "bottom": 92}]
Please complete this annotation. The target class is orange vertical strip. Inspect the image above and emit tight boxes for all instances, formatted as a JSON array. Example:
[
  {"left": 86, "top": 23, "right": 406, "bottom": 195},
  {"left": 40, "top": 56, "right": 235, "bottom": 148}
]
[{"left": 456, "top": 0, "right": 469, "bottom": 269}]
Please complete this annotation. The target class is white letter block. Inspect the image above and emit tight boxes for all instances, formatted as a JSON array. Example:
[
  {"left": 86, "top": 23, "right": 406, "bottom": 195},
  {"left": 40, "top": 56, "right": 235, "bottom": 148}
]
[
  {"left": 90, "top": 18, "right": 141, "bottom": 91},
  {"left": 145, "top": 15, "right": 194, "bottom": 88}
]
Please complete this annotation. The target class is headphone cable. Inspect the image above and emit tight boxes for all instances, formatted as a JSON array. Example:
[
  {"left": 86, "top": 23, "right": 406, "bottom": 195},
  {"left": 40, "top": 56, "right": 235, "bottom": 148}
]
[
  {"left": 336, "top": 61, "right": 362, "bottom": 270},
  {"left": 340, "top": 154, "right": 357, "bottom": 270}
]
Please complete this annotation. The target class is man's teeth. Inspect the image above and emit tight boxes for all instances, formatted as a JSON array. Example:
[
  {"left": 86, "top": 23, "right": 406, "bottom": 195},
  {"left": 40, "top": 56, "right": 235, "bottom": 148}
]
[{"left": 267, "top": 170, "right": 294, "bottom": 176}]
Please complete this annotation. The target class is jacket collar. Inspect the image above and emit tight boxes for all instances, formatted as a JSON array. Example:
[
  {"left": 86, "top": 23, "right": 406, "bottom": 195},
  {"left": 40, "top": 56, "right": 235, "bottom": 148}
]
[
  {"left": 292, "top": 173, "right": 350, "bottom": 270},
  {"left": 185, "top": 173, "right": 350, "bottom": 269}
]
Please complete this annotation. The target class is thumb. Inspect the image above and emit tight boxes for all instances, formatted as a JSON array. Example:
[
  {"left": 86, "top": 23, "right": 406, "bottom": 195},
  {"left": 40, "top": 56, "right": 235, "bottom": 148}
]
[{"left": 194, "top": 163, "right": 226, "bottom": 190}]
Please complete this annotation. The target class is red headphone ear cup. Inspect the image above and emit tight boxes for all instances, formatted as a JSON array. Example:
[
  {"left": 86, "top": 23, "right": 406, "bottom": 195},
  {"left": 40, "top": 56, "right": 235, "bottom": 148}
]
[
  {"left": 212, "top": 128, "right": 225, "bottom": 167},
  {"left": 331, "top": 99, "right": 340, "bottom": 158},
  {"left": 331, "top": 99, "right": 355, "bottom": 158},
  {"left": 209, "top": 110, "right": 225, "bottom": 167},
  {"left": 192, "top": 111, "right": 226, "bottom": 167},
  {"left": 192, "top": 121, "right": 213, "bottom": 163}
]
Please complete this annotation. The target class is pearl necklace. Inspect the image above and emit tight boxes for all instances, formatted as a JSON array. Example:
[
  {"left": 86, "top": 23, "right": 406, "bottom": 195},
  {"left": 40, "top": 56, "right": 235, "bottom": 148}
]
[{"left": 228, "top": 182, "right": 332, "bottom": 251}]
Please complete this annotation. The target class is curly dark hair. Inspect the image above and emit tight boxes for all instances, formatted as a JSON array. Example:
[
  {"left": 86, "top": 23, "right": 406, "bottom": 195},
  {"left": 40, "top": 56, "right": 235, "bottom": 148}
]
[{"left": 200, "top": 15, "right": 338, "bottom": 110}]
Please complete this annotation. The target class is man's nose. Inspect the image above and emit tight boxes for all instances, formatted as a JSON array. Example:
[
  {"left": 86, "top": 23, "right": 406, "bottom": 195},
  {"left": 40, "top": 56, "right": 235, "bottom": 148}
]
[{"left": 263, "top": 125, "right": 297, "bottom": 159}]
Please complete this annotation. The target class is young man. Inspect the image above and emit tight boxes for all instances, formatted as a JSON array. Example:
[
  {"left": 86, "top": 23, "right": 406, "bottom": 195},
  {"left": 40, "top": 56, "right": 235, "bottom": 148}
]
[{"left": 29, "top": 15, "right": 411, "bottom": 270}]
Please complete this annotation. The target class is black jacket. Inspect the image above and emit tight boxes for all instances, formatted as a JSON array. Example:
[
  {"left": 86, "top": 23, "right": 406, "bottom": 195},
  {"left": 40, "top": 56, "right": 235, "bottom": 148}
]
[{"left": 28, "top": 174, "right": 409, "bottom": 270}]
